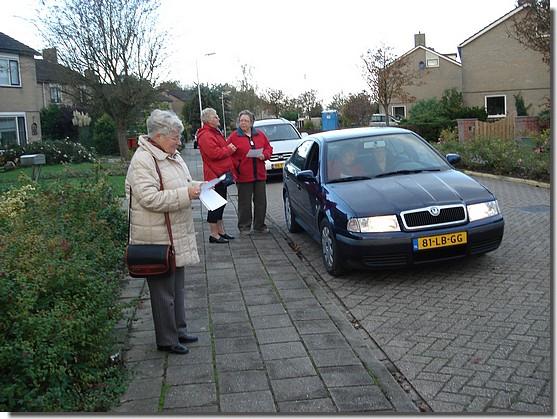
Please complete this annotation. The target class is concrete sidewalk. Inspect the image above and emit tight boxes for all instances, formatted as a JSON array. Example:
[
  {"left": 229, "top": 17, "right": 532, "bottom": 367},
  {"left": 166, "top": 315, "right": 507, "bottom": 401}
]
[{"left": 112, "top": 144, "right": 418, "bottom": 414}]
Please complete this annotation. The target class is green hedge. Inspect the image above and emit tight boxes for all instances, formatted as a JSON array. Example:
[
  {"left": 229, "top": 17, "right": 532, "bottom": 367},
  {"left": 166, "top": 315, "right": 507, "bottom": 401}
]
[
  {"left": 399, "top": 121, "right": 455, "bottom": 142},
  {"left": 0, "top": 177, "right": 128, "bottom": 411},
  {"left": 434, "top": 133, "right": 550, "bottom": 183},
  {"left": 0, "top": 140, "right": 97, "bottom": 167}
]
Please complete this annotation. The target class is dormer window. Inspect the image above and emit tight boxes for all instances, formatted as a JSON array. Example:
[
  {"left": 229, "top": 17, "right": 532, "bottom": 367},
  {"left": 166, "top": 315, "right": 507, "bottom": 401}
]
[{"left": 0, "top": 56, "right": 21, "bottom": 87}]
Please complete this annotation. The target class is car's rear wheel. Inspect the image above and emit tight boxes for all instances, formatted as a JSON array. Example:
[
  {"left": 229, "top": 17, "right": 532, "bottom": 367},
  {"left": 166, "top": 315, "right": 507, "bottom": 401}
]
[
  {"left": 284, "top": 192, "right": 302, "bottom": 233},
  {"left": 320, "top": 220, "right": 344, "bottom": 276}
]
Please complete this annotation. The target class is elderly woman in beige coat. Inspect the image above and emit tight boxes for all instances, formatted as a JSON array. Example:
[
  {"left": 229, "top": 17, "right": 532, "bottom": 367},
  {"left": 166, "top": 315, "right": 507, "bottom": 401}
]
[{"left": 125, "top": 109, "right": 202, "bottom": 355}]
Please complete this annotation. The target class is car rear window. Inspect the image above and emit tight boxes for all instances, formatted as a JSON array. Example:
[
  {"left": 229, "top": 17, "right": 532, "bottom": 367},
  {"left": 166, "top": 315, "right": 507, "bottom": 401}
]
[{"left": 256, "top": 124, "right": 301, "bottom": 141}]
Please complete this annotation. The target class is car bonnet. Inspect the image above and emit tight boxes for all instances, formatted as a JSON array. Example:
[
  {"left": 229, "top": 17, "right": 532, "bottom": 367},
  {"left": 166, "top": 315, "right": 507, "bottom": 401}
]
[{"left": 327, "top": 170, "right": 495, "bottom": 216}]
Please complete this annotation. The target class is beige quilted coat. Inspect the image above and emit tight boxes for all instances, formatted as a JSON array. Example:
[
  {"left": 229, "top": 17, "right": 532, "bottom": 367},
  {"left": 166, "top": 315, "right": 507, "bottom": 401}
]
[{"left": 125, "top": 136, "right": 201, "bottom": 266}]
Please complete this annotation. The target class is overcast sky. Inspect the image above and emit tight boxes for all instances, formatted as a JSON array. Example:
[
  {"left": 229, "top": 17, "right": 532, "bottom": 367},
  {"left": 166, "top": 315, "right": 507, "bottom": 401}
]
[{"left": 4, "top": 0, "right": 519, "bottom": 105}]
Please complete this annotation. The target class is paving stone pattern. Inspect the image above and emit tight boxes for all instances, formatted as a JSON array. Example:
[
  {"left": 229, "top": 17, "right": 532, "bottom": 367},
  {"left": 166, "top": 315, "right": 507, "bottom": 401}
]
[
  {"left": 112, "top": 146, "right": 417, "bottom": 414},
  {"left": 265, "top": 175, "right": 551, "bottom": 413}
]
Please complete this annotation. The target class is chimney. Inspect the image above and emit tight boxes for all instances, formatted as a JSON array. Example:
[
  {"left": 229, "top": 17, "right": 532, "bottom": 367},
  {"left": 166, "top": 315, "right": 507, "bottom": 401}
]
[
  {"left": 42, "top": 48, "right": 58, "bottom": 64},
  {"left": 414, "top": 33, "right": 426, "bottom": 47}
]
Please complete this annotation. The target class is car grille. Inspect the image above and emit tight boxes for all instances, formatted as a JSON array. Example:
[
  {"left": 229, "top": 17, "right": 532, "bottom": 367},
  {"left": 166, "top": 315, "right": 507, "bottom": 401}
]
[
  {"left": 401, "top": 204, "right": 466, "bottom": 230},
  {"left": 413, "top": 244, "right": 467, "bottom": 263},
  {"left": 269, "top": 152, "right": 292, "bottom": 162},
  {"left": 362, "top": 253, "right": 409, "bottom": 267},
  {"left": 470, "top": 237, "right": 501, "bottom": 254}
]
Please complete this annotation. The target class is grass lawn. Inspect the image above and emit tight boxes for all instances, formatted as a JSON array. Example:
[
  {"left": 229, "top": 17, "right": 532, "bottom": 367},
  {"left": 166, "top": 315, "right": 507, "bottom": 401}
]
[{"left": 0, "top": 161, "right": 127, "bottom": 196}]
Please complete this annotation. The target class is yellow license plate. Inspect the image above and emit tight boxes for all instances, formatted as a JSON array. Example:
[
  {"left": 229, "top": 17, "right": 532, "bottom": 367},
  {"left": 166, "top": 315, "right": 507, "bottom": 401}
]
[
  {"left": 272, "top": 162, "right": 285, "bottom": 169},
  {"left": 413, "top": 231, "right": 467, "bottom": 251}
]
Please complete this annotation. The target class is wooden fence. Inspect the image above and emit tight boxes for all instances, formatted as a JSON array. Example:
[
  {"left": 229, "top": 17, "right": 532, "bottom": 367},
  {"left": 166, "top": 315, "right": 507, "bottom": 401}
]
[{"left": 474, "top": 117, "right": 515, "bottom": 140}]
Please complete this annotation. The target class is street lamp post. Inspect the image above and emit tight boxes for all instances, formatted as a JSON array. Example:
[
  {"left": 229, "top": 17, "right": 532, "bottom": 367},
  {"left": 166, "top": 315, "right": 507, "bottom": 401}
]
[
  {"left": 196, "top": 52, "right": 216, "bottom": 128},
  {"left": 221, "top": 91, "right": 231, "bottom": 137}
]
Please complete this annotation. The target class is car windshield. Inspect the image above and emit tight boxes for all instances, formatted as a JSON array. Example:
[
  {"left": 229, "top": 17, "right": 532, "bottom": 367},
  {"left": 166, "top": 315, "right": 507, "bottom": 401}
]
[
  {"left": 256, "top": 123, "right": 301, "bottom": 141},
  {"left": 325, "top": 133, "right": 449, "bottom": 182}
]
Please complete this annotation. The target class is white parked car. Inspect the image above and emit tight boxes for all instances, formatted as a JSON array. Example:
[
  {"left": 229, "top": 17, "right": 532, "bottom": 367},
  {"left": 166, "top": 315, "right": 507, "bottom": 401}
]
[
  {"left": 369, "top": 114, "right": 400, "bottom": 127},
  {"left": 253, "top": 118, "right": 306, "bottom": 176}
]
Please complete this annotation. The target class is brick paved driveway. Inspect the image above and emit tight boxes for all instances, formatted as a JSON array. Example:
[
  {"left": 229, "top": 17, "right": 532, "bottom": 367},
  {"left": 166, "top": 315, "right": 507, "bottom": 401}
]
[{"left": 265, "top": 176, "right": 550, "bottom": 413}]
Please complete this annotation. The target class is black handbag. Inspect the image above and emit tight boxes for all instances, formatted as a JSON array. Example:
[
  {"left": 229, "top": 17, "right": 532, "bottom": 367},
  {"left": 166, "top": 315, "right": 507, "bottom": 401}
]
[
  {"left": 221, "top": 170, "right": 235, "bottom": 187},
  {"left": 125, "top": 157, "right": 176, "bottom": 278}
]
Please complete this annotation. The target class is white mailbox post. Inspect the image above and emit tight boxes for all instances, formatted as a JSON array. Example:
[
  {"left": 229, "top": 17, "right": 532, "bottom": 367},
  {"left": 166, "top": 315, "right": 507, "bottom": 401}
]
[{"left": 20, "top": 154, "right": 46, "bottom": 181}]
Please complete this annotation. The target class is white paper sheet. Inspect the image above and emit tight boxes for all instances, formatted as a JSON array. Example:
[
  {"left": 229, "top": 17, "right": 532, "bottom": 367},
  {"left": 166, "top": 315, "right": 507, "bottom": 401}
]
[
  {"left": 202, "top": 173, "right": 226, "bottom": 191},
  {"left": 246, "top": 148, "right": 263, "bottom": 158},
  {"left": 199, "top": 188, "right": 227, "bottom": 211}
]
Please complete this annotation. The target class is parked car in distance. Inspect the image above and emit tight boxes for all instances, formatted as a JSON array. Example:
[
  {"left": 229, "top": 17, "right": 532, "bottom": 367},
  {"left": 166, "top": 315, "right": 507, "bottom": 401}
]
[
  {"left": 369, "top": 113, "right": 400, "bottom": 127},
  {"left": 282, "top": 127, "right": 504, "bottom": 276},
  {"left": 253, "top": 118, "right": 306, "bottom": 175}
]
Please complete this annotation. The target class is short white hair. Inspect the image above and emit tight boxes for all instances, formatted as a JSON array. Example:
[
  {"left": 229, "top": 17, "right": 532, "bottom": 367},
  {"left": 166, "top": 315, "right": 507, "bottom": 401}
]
[
  {"left": 201, "top": 107, "right": 218, "bottom": 123},
  {"left": 147, "top": 109, "right": 184, "bottom": 137}
]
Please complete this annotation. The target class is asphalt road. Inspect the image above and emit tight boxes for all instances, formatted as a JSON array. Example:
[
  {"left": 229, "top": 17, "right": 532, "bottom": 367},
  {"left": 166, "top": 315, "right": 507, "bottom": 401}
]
[{"left": 263, "top": 173, "right": 550, "bottom": 413}]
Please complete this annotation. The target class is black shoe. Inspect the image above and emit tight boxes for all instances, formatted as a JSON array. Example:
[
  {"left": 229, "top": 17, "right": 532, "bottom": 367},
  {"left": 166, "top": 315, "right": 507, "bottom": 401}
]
[
  {"left": 220, "top": 233, "right": 235, "bottom": 240},
  {"left": 157, "top": 344, "right": 189, "bottom": 354},
  {"left": 179, "top": 334, "right": 199, "bottom": 344},
  {"left": 209, "top": 235, "right": 229, "bottom": 244}
]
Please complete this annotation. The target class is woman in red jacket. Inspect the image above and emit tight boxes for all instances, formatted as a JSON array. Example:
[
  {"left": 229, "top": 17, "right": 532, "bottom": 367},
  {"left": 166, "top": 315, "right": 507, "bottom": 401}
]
[
  {"left": 197, "top": 108, "right": 237, "bottom": 243},
  {"left": 229, "top": 110, "right": 273, "bottom": 234}
]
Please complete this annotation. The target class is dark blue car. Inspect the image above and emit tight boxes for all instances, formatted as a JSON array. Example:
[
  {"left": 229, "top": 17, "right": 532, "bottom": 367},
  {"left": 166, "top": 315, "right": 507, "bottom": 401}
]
[{"left": 282, "top": 127, "right": 504, "bottom": 276}]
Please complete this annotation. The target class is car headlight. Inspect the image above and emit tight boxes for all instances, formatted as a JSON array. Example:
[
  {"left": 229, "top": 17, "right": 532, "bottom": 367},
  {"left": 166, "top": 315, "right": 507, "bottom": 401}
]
[
  {"left": 347, "top": 215, "right": 400, "bottom": 233},
  {"left": 467, "top": 200, "right": 501, "bottom": 222}
]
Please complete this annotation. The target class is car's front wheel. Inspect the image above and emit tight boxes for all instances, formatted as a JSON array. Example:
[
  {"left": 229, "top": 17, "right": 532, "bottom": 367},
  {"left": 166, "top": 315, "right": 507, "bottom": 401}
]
[
  {"left": 320, "top": 220, "right": 344, "bottom": 276},
  {"left": 284, "top": 192, "right": 302, "bottom": 233}
]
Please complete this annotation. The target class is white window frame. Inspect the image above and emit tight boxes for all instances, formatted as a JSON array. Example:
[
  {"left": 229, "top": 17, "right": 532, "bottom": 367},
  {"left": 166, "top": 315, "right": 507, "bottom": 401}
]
[
  {"left": 426, "top": 58, "right": 439, "bottom": 68},
  {"left": 391, "top": 105, "right": 406, "bottom": 120},
  {"left": 0, "top": 112, "right": 27, "bottom": 147},
  {"left": 0, "top": 54, "right": 22, "bottom": 87},
  {"left": 485, "top": 95, "right": 507, "bottom": 118}
]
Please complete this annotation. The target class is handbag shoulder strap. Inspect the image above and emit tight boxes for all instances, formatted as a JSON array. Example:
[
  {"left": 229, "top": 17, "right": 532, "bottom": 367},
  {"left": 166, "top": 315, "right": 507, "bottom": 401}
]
[
  {"left": 152, "top": 157, "right": 175, "bottom": 248},
  {"left": 126, "top": 157, "right": 175, "bottom": 247}
]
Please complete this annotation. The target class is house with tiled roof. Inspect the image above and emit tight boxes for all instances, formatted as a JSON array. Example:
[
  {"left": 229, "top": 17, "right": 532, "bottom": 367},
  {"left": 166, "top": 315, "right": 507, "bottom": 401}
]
[
  {"left": 35, "top": 48, "right": 86, "bottom": 108},
  {"left": 0, "top": 32, "right": 41, "bottom": 146},
  {"left": 457, "top": 3, "right": 549, "bottom": 118},
  {"left": 388, "top": 33, "right": 463, "bottom": 120},
  {"left": 160, "top": 89, "right": 194, "bottom": 116},
  {"left": 388, "top": 3, "right": 549, "bottom": 122}
]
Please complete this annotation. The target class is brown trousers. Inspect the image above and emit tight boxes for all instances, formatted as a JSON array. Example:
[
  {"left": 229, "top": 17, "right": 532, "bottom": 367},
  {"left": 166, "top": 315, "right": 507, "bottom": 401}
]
[{"left": 236, "top": 181, "right": 267, "bottom": 231}]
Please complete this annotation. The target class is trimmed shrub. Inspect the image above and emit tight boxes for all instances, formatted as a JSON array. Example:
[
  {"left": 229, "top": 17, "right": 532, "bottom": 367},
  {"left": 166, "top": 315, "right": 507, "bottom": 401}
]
[
  {"left": 434, "top": 136, "right": 549, "bottom": 182},
  {"left": 93, "top": 114, "right": 119, "bottom": 156},
  {"left": 0, "top": 177, "right": 128, "bottom": 411},
  {"left": 40, "top": 105, "right": 80, "bottom": 141},
  {"left": 0, "top": 140, "right": 97, "bottom": 167},
  {"left": 399, "top": 121, "right": 454, "bottom": 142}
]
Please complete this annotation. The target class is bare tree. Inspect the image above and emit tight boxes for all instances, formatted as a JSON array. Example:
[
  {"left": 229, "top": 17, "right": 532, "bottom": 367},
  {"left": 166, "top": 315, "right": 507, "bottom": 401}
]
[
  {"left": 509, "top": 0, "right": 550, "bottom": 66},
  {"left": 341, "top": 92, "right": 375, "bottom": 127},
  {"left": 231, "top": 64, "right": 263, "bottom": 119},
  {"left": 264, "top": 89, "right": 287, "bottom": 118},
  {"left": 327, "top": 92, "right": 348, "bottom": 112},
  {"left": 361, "top": 45, "right": 415, "bottom": 126},
  {"left": 39, "top": 0, "right": 167, "bottom": 158},
  {"left": 297, "top": 90, "right": 322, "bottom": 118}
]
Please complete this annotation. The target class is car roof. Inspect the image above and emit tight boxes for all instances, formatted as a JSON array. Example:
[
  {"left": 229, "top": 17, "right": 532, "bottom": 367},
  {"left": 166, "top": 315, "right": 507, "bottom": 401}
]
[
  {"left": 308, "top": 127, "right": 413, "bottom": 143},
  {"left": 253, "top": 118, "right": 294, "bottom": 127}
]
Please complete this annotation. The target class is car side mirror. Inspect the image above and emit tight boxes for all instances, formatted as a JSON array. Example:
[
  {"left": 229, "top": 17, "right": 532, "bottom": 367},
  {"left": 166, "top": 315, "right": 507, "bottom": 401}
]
[
  {"left": 446, "top": 153, "right": 461, "bottom": 164},
  {"left": 296, "top": 170, "right": 317, "bottom": 183}
]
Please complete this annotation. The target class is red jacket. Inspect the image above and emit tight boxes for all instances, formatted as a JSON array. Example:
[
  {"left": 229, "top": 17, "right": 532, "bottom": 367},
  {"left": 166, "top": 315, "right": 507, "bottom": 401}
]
[
  {"left": 197, "top": 125, "right": 236, "bottom": 181},
  {"left": 229, "top": 128, "right": 273, "bottom": 183}
]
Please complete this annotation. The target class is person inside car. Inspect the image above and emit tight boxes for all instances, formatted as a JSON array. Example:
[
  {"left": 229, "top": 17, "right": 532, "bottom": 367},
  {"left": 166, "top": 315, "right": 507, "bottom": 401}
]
[{"left": 327, "top": 142, "right": 368, "bottom": 180}]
